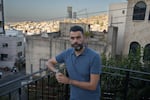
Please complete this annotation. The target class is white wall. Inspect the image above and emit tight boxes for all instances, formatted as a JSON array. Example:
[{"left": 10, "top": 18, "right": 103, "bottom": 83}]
[{"left": 109, "top": 2, "right": 127, "bottom": 55}]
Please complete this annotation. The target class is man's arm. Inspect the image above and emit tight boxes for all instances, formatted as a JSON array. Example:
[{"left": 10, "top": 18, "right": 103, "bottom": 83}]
[
  {"left": 47, "top": 57, "right": 100, "bottom": 91},
  {"left": 71, "top": 74, "right": 100, "bottom": 91},
  {"left": 46, "top": 57, "right": 58, "bottom": 72},
  {"left": 56, "top": 73, "right": 100, "bottom": 91}
]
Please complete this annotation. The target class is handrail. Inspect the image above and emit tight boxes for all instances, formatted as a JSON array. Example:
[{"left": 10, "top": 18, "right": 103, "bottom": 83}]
[
  {"left": 102, "top": 66, "right": 150, "bottom": 82},
  {"left": 102, "top": 65, "right": 150, "bottom": 75},
  {"left": 0, "top": 68, "right": 48, "bottom": 88},
  {"left": 1, "top": 66, "right": 150, "bottom": 88}
]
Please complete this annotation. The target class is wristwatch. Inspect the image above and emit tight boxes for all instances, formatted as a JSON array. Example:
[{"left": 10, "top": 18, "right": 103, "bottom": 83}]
[{"left": 54, "top": 69, "right": 59, "bottom": 74}]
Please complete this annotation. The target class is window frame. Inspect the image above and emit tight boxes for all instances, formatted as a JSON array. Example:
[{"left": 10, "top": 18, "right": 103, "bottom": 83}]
[{"left": 133, "top": 1, "right": 147, "bottom": 20}]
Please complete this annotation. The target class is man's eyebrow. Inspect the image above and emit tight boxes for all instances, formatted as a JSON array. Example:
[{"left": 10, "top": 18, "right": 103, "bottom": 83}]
[{"left": 70, "top": 36, "right": 81, "bottom": 38}]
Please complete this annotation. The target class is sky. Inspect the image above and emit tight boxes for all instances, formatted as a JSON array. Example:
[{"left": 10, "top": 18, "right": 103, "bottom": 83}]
[{"left": 4, "top": 0, "right": 127, "bottom": 22}]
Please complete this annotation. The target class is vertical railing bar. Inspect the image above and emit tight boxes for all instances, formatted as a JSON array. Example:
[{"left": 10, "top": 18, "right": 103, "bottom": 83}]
[
  {"left": 123, "top": 71, "right": 130, "bottom": 100},
  {"left": 42, "top": 78, "right": 44, "bottom": 100},
  {"left": 19, "top": 88, "right": 21, "bottom": 100},
  {"left": 48, "top": 75, "right": 50, "bottom": 100},
  {"left": 65, "top": 71, "right": 69, "bottom": 100},
  {"left": 27, "top": 84, "right": 29, "bottom": 100},
  {"left": 9, "top": 92, "right": 11, "bottom": 100},
  {"left": 35, "top": 81, "right": 37, "bottom": 100}
]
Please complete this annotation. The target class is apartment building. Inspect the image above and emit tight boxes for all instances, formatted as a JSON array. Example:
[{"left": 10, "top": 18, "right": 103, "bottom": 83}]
[{"left": 0, "top": 29, "right": 25, "bottom": 69}]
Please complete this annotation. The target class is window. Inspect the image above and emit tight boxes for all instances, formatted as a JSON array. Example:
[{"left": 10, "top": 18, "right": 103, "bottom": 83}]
[
  {"left": 0, "top": 4, "right": 2, "bottom": 11},
  {"left": 122, "top": 10, "right": 125, "bottom": 14},
  {"left": 17, "top": 42, "right": 22, "bottom": 46},
  {"left": 0, "top": 21, "right": 3, "bottom": 27},
  {"left": 2, "top": 43, "right": 8, "bottom": 48},
  {"left": 133, "top": 1, "right": 146, "bottom": 20},
  {"left": 143, "top": 44, "right": 150, "bottom": 62},
  {"left": 148, "top": 11, "right": 150, "bottom": 20},
  {"left": 0, "top": 54, "right": 8, "bottom": 61},
  {"left": 129, "top": 42, "right": 140, "bottom": 56},
  {"left": 18, "top": 52, "right": 22, "bottom": 58}
]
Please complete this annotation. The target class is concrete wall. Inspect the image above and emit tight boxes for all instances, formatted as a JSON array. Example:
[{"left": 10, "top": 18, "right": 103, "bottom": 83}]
[
  {"left": 108, "top": 2, "right": 127, "bottom": 55},
  {"left": 107, "top": 26, "right": 118, "bottom": 57},
  {"left": 25, "top": 35, "right": 72, "bottom": 74},
  {"left": 25, "top": 36, "right": 50, "bottom": 74}
]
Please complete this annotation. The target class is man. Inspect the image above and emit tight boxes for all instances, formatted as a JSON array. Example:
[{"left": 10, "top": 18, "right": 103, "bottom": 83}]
[{"left": 46, "top": 25, "right": 102, "bottom": 100}]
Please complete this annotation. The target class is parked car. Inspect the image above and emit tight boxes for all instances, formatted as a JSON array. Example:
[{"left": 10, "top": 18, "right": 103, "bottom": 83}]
[{"left": 11, "top": 67, "right": 18, "bottom": 73}]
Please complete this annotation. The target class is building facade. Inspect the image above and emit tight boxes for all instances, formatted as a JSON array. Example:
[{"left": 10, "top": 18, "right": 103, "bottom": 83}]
[
  {"left": 0, "top": 30, "right": 25, "bottom": 69},
  {"left": 123, "top": 0, "right": 150, "bottom": 63}
]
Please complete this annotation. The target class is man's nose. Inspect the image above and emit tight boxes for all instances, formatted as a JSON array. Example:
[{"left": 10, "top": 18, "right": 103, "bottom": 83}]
[{"left": 73, "top": 38, "right": 78, "bottom": 42}]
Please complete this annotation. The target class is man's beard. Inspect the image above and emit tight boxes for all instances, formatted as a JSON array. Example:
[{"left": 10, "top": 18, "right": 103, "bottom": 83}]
[{"left": 71, "top": 43, "right": 84, "bottom": 51}]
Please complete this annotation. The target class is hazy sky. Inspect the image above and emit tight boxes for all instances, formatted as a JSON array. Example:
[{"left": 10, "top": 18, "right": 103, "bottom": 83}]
[{"left": 4, "top": 0, "right": 127, "bottom": 22}]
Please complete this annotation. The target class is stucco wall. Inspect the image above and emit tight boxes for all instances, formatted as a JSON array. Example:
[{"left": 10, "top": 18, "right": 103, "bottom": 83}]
[{"left": 109, "top": 2, "right": 127, "bottom": 55}]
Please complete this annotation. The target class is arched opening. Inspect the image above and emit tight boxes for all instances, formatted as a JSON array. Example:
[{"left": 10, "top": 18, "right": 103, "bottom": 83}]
[
  {"left": 128, "top": 42, "right": 141, "bottom": 68},
  {"left": 143, "top": 44, "right": 150, "bottom": 67},
  {"left": 129, "top": 42, "right": 141, "bottom": 55},
  {"left": 133, "top": 1, "right": 146, "bottom": 20}
]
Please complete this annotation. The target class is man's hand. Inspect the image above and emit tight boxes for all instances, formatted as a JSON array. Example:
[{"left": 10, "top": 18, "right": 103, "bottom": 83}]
[{"left": 55, "top": 73, "right": 70, "bottom": 84}]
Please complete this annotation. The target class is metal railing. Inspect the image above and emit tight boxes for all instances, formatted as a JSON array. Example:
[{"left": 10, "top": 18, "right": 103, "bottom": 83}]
[
  {"left": 0, "top": 66, "right": 150, "bottom": 100},
  {"left": 101, "top": 66, "right": 150, "bottom": 100},
  {"left": 0, "top": 68, "right": 69, "bottom": 100}
]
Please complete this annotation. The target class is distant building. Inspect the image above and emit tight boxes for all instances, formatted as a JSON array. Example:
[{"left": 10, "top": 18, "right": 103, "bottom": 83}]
[
  {"left": 73, "top": 12, "right": 77, "bottom": 19},
  {"left": 67, "top": 6, "right": 72, "bottom": 19},
  {"left": 0, "top": 29, "right": 25, "bottom": 69}
]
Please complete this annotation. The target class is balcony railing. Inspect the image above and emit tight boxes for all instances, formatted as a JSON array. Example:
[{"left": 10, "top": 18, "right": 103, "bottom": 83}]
[{"left": 0, "top": 66, "right": 150, "bottom": 100}]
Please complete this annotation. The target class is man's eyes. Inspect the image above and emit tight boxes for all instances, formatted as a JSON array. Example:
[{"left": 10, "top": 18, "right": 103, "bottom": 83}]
[{"left": 70, "top": 36, "right": 81, "bottom": 39}]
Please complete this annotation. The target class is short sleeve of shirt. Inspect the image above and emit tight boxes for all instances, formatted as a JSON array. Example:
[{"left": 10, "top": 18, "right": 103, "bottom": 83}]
[
  {"left": 90, "top": 54, "right": 102, "bottom": 74},
  {"left": 55, "top": 50, "right": 67, "bottom": 63}
]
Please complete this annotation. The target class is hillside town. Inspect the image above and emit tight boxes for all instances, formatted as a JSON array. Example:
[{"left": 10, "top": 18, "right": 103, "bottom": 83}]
[{"left": 5, "top": 14, "right": 108, "bottom": 35}]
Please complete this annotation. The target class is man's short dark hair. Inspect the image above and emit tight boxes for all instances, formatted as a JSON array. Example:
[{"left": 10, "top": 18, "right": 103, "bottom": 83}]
[{"left": 70, "top": 25, "right": 84, "bottom": 34}]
